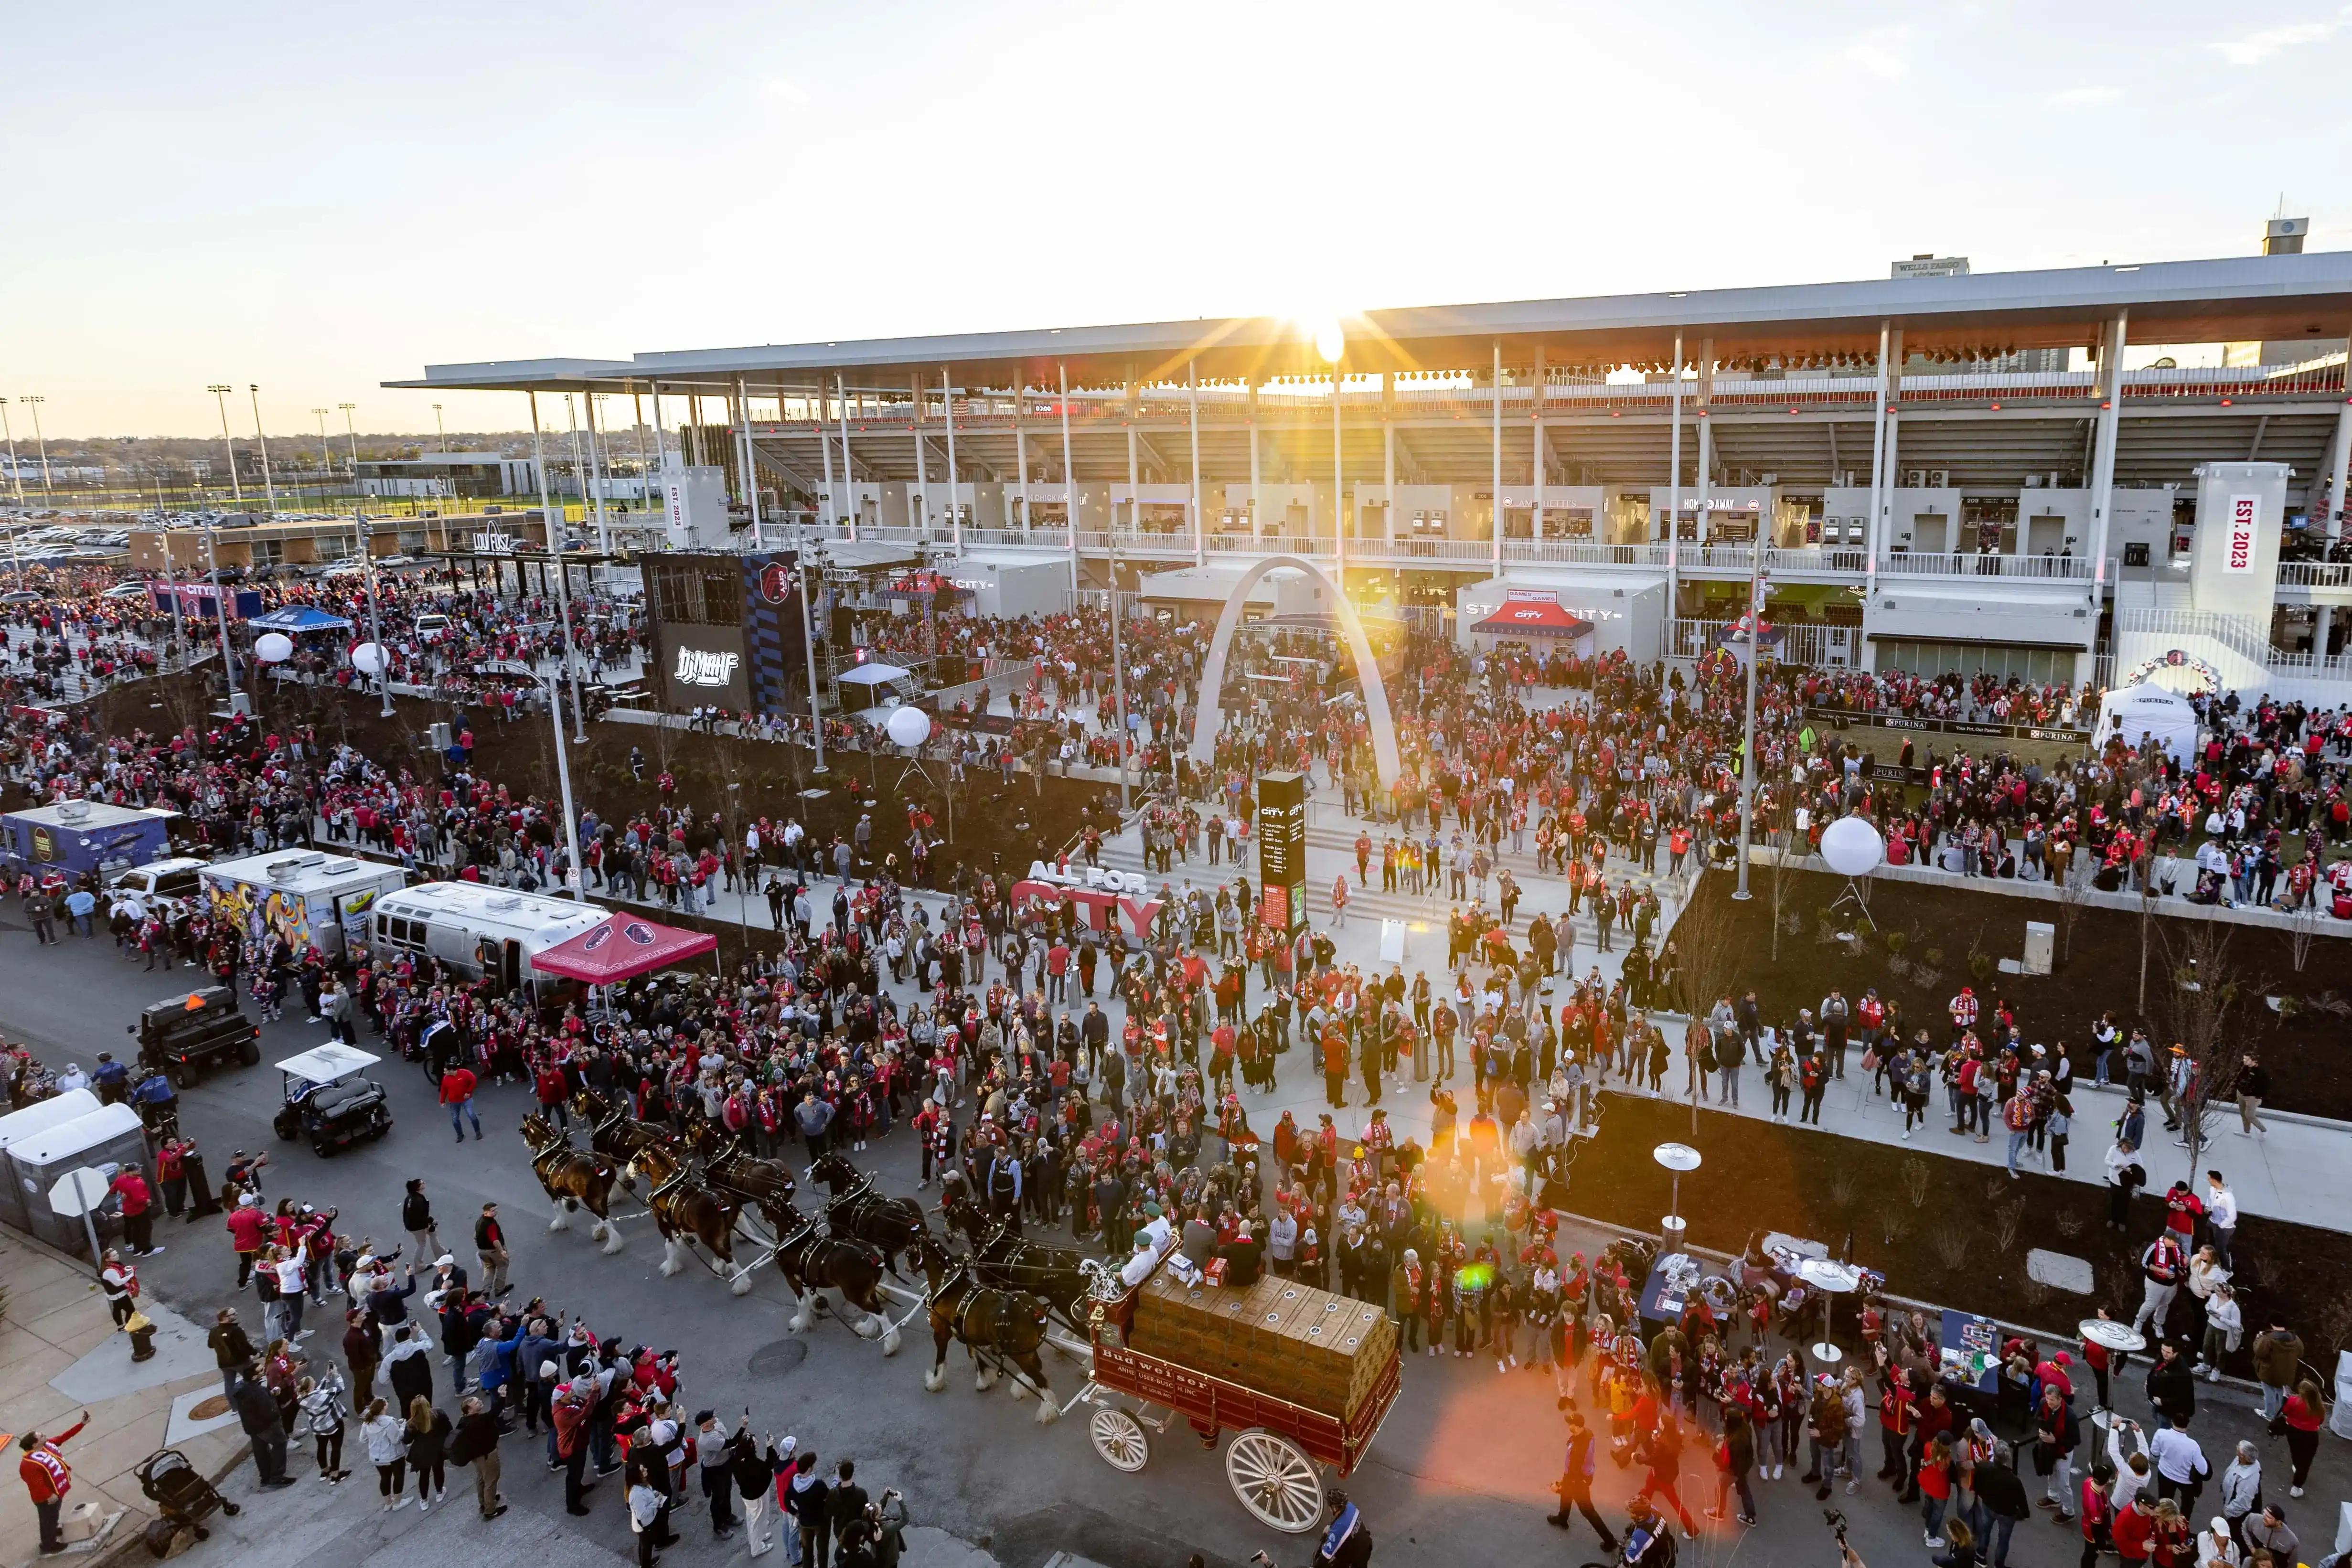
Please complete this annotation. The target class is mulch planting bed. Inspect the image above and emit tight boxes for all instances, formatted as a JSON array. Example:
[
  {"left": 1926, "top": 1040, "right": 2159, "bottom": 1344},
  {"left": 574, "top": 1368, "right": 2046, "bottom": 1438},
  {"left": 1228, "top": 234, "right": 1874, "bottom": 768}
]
[
  {"left": 1679, "top": 863, "right": 2352, "bottom": 1121},
  {"left": 1564, "top": 1092, "right": 2352, "bottom": 1376},
  {"left": 95, "top": 672, "right": 1122, "bottom": 892}
]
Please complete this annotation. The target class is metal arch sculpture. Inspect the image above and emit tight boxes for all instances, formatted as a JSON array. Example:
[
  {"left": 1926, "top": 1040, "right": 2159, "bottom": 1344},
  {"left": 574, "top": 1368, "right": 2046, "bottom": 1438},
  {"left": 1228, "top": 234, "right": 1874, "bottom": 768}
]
[{"left": 1186, "top": 554, "right": 1402, "bottom": 790}]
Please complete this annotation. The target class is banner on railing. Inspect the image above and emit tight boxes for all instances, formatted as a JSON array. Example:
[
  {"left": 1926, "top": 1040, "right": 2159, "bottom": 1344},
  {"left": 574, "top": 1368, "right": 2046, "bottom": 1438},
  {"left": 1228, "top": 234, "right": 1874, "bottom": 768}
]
[{"left": 1803, "top": 704, "right": 2090, "bottom": 744}]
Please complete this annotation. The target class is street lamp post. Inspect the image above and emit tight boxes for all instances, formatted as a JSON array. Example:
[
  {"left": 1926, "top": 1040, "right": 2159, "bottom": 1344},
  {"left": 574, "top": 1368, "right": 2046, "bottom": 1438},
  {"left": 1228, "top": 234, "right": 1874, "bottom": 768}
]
[
  {"left": 1733, "top": 528, "right": 1764, "bottom": 900},
  {"left": 203, "top": 520, "right": 239, "bottom": 715},
  {"left": 339, "top": 405, "right": 359, "bottom": 501},
  {"left": 538, "top": 664, "right": 587, "bottom": 901},
  {"left": 0, "top": 401, "right": 22, "bottom": 583},
  {"left": 525, "top": 391, "right": 589, "bottom": 743},
  {"left": 312, "top": 409, "right": 333, "bottom": 512},
  {"left": 19, "top": 398, "right": 51, "bottom": 499},
  {"left": 247, "top": 386, "right": 278, "bottom": 516},
  {"left": 0, "top": 399, "right": 23, "bottom": 512},
  {"left": 207, "top": 386, "right": 244, "bottom": 503}
]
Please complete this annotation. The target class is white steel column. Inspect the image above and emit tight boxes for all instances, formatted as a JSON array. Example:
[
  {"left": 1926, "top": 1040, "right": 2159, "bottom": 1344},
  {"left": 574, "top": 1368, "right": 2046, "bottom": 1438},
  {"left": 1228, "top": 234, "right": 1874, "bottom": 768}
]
[
  {"left": 1015, "top": 414, "right": 1030, "bottom": 536},
  {"left": 1126, "top": 417, "right": 1141, "bottom": 538},
  {"left": 649, "top": 381, "right": 667, "bottom": 471},
  {"left": 2323, "top": 399, "right": 2352, "bottom": 541},
  {"left": 1490, "top": 340, "right": 1504, "bottom": 573},
  {"left": 818, "top": 384, "right": 836, "bottom": 533},
  {"left": 1058, "top": 363, "right": 1078, "bottom": 590},
  {"left": 1189, "top": 361, "right": 1204, "bottom": 565},
  {"left": 1882, "top": 329, "right": 1904, "bottom": 548},
  {"left": 1248, "top": 382, "right": 1263, "bottom": 538},
  {"left": 1865, "top": 321, "right": 1891, "bottom": 596},
  {"left": 733, "top": 377, "right": 760, "bottom": 530},
  {"left": 2087, "top": 313, "right": 2128, "bottom": 583},
  {"left": 1531, "top": 344, "right": 1546, "bottom": 542},
  {"left": 1332, "top": 363, "right": 1346, "bottom": 578},
  {"left": 911, "top": 374, "right": 929, "bottom": 539},
  {"left": 585, "top": 388, "right": 613, "bottom": 555},
  {"left": 942, "top": 367, "right": 961, "bottom": 555},
  {"left": 1695, "top": 339, "right": 1714, "bottom": 546},
  {"left": 836, "top": 374, "right": 855, "bottom": 540},
  {"left": 1380, "top": 373, "right": 1397, "bottom": 546},
  {"left": 1668, "top": 330, "right": 1684, "bottom": 610}
]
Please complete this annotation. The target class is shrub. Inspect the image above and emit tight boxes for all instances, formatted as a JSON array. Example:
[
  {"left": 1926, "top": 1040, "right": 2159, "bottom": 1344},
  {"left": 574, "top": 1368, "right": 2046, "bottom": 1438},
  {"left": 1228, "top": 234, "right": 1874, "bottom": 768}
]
[{"left": 1884, "top": 931, "right": 1909, "bottom": 957}]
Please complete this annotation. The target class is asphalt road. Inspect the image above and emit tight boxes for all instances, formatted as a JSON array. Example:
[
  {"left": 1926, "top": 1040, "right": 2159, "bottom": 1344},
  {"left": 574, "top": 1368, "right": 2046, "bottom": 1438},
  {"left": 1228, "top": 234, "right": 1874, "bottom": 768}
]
[{"left": 2, "top": 917, "right": 2337, "bottom": 1568}]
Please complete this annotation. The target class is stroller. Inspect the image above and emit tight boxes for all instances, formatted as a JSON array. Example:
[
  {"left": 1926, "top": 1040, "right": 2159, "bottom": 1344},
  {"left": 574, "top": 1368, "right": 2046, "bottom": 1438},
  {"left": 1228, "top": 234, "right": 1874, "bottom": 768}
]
[{"left": 135, "top": 1449, "right": 240, "bottom": 1557}]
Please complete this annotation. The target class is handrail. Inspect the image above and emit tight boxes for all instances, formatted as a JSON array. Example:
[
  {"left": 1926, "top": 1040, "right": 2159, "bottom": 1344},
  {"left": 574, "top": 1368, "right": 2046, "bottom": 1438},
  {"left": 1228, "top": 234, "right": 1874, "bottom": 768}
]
[{"left": 1876, "top": 551, "right": 2095, "bottom": 581}]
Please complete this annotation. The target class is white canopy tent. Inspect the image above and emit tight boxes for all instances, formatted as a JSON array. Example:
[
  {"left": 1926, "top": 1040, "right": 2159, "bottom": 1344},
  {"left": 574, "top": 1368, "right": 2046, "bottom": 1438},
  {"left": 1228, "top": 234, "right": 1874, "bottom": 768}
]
[{"left": 2093, "top": 683, "right": 2200, "bottom": 764}]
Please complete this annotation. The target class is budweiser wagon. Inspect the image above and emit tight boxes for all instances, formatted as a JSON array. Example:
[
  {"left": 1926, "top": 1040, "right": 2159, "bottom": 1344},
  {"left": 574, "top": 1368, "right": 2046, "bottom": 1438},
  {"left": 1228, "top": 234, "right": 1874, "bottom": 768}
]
[{"left": 1072, "top": 1268, "right": 1402, "bottom": 1533}]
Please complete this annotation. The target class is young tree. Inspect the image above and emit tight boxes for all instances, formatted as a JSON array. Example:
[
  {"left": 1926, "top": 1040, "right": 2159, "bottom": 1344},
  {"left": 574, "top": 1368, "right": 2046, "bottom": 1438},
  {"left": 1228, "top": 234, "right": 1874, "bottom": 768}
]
[{"left": 2152, "top": 919, "right": 2248, "bottom": 1192}]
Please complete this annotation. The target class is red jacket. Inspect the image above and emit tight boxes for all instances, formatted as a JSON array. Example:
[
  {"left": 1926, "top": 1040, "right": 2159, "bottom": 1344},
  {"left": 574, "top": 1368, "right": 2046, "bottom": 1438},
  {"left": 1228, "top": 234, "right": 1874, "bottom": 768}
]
[
  {"left": 439, "top": 1067, "right": 479, "bottom": 1105},
  {"left": 19, "top": 1420, "right": 82, "bottom": 1504},
  {"left": 2112, "top": 1502, "right": 2155, "bottom": 1562},
  {"left": 225, "top": 1204, "right": 270, "bottom": 1252}
]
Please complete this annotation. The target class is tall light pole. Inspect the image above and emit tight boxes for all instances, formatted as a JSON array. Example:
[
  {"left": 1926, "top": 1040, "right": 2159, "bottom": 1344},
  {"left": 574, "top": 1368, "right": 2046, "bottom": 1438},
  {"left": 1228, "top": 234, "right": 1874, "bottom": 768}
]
[
  {"left": 247, "top": 385, "right": 278, "bottom": 516},
  {"left": 1, "top": 398, "right": 25, "bottom": 510},
  {"left": 19, "top": 398, "right": 51, "bottom": 499},
  {"left": 540, "top": 663, "right": 587, "bottom": 900},
  {"left": 526, "top": 391, "right": 588, "bottom": 743},
  {"left": 312, "top": 409, "right": 332, "bottom": 512},
  {"left": 1732, "top": 529, "right": 1765, "bottom": 901},
  {"left": 203, "top": 520, "right": 239, "bottom": 715},
  {"left": 432, "top": 403, "right": 446, "bottom": 452},
  {"left": 207, "top": 385, "right": 244, "bottom": 503},
  {"left": 334, "top": 404, "right": 389, "bottom": 716}
]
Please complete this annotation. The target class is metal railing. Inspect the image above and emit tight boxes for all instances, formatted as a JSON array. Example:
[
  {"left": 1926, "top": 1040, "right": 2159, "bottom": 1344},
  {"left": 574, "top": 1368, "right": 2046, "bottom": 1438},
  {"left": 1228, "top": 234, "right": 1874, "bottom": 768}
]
[
  {"left": 2275, "top": 559, "right": 2352, "bottom": 589},
  {"left": 1665, "top": 617, "right": 1859, "bottom": 667},
  {"left": 2115, "top": 607, "right": 2276, "bottom": 669},
  {"left": 1875, "top": 551, "right": 2095, "bottom": 581}
]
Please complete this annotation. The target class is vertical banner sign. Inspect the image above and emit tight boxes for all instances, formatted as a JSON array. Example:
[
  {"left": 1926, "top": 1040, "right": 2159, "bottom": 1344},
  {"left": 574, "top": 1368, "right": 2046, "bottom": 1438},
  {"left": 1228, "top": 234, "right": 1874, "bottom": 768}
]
[
  {"left": 2224, "top": 495, "right": 2258, "bottom": 574},
  {"left": 1257, "top": 771, "right": 1307, "bottom": 941}
]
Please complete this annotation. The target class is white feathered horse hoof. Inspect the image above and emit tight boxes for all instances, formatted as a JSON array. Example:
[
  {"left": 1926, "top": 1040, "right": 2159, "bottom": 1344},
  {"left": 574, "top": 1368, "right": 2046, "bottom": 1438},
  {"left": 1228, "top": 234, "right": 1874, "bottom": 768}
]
[
  {"left": 549, "top": 1203, "right": 569, "bottom": 1233},
  {"left": 974, "top": 1366, "right": 995, "bottom": 1393},
  {"left": 1034, "top": 1396, "right": 1060, "bottom": 1425},
  {"left": 600, "top": 1225, "right": 626, "bottom": 1256},
  {"left": 729, "top": 1269, "right": 754, "bottom": 1297},
  {"left": 922, "top": 1365, "right": 944, "bottom": 1392},
  {"left": 659, "top": 1238, "right": 684, "bottom": 1278},
  {"left": 880, "top": 1325, "right": 902, "bottom": 1358},
  {"left": 1007, "top": 1375, "right": 1029, "bottom": 1402}
]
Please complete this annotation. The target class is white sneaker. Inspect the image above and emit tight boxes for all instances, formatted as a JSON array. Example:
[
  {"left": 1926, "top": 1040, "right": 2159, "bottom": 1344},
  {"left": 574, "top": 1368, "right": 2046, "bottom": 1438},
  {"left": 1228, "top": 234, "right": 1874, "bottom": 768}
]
[{"left": 393, "top": 1496, "right": 411, "bottom": 1511}]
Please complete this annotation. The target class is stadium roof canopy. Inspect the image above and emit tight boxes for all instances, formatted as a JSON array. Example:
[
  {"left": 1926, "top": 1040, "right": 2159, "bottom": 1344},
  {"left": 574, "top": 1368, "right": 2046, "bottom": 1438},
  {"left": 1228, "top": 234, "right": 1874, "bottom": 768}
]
[{"left": 389, "top": 251, "right": 2352, "bottom": 395}]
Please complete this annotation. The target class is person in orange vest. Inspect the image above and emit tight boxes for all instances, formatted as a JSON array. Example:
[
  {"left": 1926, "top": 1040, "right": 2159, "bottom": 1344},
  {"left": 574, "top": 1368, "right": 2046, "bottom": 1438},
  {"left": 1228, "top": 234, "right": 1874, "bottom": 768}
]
[{"left": 20, "top": 1411, "right": 89, "bottom": 1556}]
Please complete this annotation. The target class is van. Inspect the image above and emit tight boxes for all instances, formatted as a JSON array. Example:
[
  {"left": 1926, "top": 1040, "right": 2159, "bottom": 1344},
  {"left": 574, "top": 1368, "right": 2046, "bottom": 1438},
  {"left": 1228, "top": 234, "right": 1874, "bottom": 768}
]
[{"left": 412, "top": 613, "right": 451, "bottom": 640}]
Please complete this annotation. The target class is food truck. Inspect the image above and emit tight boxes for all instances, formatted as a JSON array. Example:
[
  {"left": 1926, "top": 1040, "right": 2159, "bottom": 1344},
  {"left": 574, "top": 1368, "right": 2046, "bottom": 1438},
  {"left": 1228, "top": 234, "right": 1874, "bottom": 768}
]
[{"left": 199, "top": 850, "right": 410, "bottom": 960}]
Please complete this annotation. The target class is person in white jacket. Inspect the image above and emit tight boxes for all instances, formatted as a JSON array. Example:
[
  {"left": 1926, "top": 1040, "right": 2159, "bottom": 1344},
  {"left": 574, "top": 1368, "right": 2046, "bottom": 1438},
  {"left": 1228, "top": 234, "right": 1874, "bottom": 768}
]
[
  {"left": 360, "top": 1397, "right": 409, "bottom": 1511},
  {"left": 2196, "top": 1281, "right": 2243, "bottom": 1383}
]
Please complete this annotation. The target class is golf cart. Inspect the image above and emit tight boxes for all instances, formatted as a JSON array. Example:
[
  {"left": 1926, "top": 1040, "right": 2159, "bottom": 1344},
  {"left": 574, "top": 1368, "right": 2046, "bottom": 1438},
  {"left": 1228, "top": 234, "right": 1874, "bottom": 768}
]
[
  {"left": 130, "top": 987, "right": 261, "bottom": 1089},
  {"left": 271, "top": 1044, "right": 392, "bottom": 1157}
]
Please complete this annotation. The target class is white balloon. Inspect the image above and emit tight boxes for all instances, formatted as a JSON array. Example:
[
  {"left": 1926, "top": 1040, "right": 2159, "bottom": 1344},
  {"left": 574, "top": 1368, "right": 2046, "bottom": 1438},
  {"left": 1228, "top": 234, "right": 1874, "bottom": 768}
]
[
  {"left": 885, "top": 705, "right": 933, "bottom": 749},
  {"left": 252, "top": 632, "right": 294, "bottom": 664},
  {"left": 1819, "top": 814, "right": 1886, "bottom": 878},
  {"left": 349, "top": 640, "right": 388, "bottom": 675}
]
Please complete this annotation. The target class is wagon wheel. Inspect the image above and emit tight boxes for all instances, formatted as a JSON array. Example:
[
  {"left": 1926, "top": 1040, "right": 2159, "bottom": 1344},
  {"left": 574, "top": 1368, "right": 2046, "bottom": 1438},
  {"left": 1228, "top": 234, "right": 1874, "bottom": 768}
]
[
  {"left": 1087, "top": 1407, "right": 1149, "bottom": 1473},
  {"left": 1224, "top": 1429, "right": 1324, "bottom": 1534}
]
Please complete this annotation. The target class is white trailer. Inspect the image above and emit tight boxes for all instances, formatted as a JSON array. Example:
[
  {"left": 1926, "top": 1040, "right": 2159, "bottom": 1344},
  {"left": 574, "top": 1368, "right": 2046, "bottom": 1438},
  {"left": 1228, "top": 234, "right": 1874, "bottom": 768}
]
[{"left": 367, "top": 882, "right": 607, "bottom": 999}]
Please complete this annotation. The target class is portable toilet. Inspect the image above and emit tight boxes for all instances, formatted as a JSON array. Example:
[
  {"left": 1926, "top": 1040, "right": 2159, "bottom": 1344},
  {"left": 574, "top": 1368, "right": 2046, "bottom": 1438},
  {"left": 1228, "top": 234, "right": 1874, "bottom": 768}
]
[
  {"left": 0, "top": 1089, "right": 101, "bottom": 1234},
  {"left": 4, "top": 1102, "right": 149, "bottom": 1255}
]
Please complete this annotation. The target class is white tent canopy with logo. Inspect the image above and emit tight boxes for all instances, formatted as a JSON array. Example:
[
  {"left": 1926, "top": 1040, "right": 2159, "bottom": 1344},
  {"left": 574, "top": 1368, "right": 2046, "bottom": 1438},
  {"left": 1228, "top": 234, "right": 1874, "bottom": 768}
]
[{"left": 2093, "top": 683, "right": 2201, "bottom": 764}]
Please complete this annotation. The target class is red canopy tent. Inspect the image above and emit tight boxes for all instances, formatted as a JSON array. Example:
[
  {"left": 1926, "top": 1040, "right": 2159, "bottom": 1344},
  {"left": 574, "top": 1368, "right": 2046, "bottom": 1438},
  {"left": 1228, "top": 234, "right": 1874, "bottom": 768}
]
[
  {"left": 529, "top": 912, "right": 717, "bottom": 983},
  {"left": 1469, "top": 600, "right": 1593, "bottom": 639}
]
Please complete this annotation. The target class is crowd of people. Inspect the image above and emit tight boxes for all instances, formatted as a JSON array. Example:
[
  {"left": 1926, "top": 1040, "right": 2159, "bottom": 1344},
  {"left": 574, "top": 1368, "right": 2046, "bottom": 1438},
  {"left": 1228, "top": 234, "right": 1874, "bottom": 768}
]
[{"left": 6, "top": 563, "right": 2348, "bottom": 1568}]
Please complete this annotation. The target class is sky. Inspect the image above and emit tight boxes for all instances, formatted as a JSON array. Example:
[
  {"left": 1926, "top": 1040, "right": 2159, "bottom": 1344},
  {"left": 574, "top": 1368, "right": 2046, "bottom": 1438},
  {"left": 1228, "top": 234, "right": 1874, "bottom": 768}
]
[{"left": 5, "top": 0, "right": 2350, "bottom": 438}]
